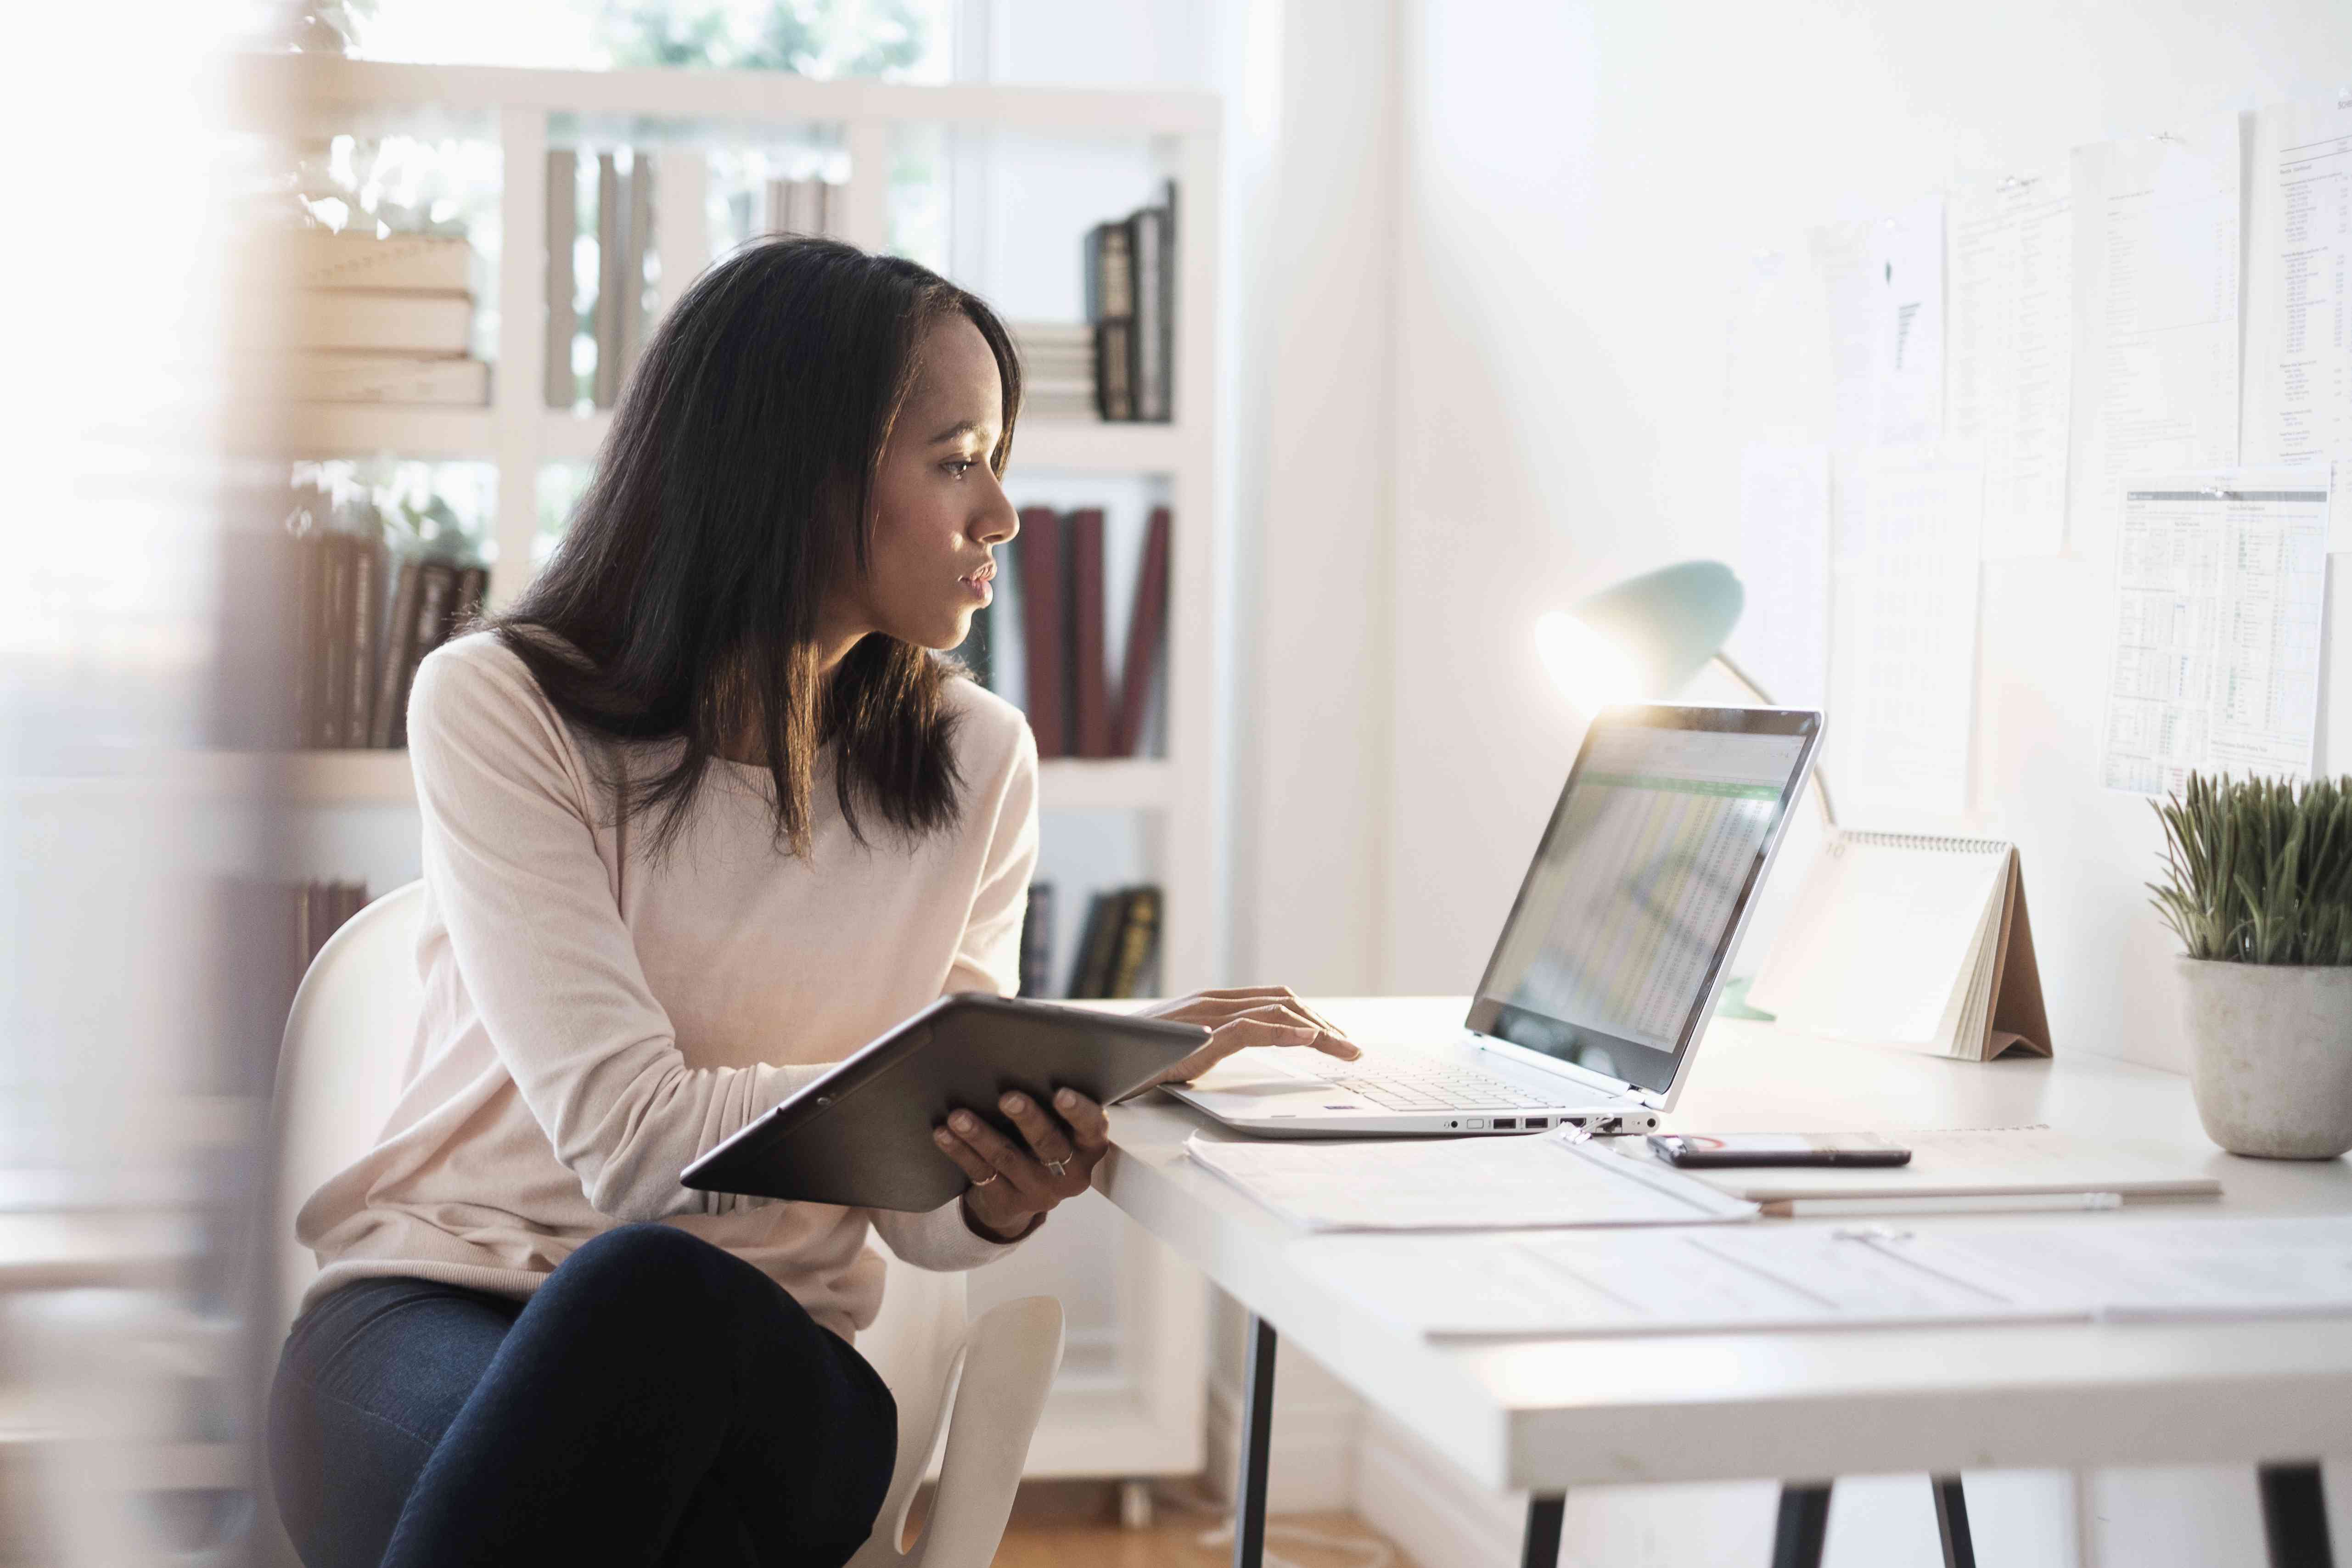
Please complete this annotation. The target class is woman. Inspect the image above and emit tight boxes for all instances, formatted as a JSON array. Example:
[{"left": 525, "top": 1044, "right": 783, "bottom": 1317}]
[{"left": 267, "top": 237, "right": 1360, "bottom": 1568}]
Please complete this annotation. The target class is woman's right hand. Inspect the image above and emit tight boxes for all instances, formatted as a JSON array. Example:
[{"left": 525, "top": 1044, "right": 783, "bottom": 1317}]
[{"left": 1128, "top": 987, "right": 1361, "bottom": 1093}]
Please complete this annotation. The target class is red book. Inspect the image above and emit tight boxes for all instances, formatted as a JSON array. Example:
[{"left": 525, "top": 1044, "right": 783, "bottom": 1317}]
[
  {"left": 1015, "top": 507, "right": 1068, "bottom": 757},
  {"left": 1114, "top": 507, "right": 1172, "bottom": 756},
  {"left": 1067, "top": 507, "right": 1113, "bottom": 758}
]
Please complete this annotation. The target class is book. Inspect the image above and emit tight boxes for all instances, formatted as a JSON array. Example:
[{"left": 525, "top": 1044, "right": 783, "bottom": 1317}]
[
  {"left": 1107, "top": 885, "right": 1161, "bottom": 998},
  {"left": 450, "top": 565, "right": 489, "bottom": 634},
  {"left": 342, "top": 533, "right": 384, "bottom": 747},
  {"left": 291, "top": 531, "right": 326, "bottom": 747},
  {"left": 1094, "top": 320, "right": 1134, "bottom": 420},
  {"left": 1088, "top": 219, "right": 1137, "bottom": 421},
  {"left": 618, "top": 153, "right": 652, "bottom": 387},
  {"left": 287, "top": 354, "right": 488, "bottom": 405},
  {"left": 317, "top": 534, "right": 353, "bottom": 747},
  {"left": 1746, "top": 832, "right": 2052, "bottom": 1062},
  {"left": 388, "top": 561, "right": 458, "bottom": 747},
  {"left": 293, "top": 290, "right": 472, "bottom": 355},
  {"left": 1068, "top": 889, "right": 1128, "bottom": 1000},
  {"left": 1067, "top": 508, "right": 1112, "bottom": 757},
  {"left": 1020, "top": 883, "right": 1055, "bottom": 999},
  {"left": 545, "top": 149, "right": 578, "bottom": 408},
  {"left": 368, "top": 557, "right": 426, "bottom": 749},
  {"left": 1014, "top": 506, "right": 1069, "bottom": 757},
  {"left": 1114, "top": 506, "right": 1171, "bottom": 756},
  {"left": 290, "top": 229, "right": 471, "bottom": 292},
  {"left": 1131, "top": 203, "right": 1168, "bottom": 422},
  {"left": 594, "top": 153, "right": 624, "bottom": 408}
]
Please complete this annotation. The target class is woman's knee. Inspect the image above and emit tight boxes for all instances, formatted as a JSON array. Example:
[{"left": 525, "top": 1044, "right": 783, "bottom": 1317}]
[{"left": 543, "top": 1224, "right": 803, "bottom": 1337}]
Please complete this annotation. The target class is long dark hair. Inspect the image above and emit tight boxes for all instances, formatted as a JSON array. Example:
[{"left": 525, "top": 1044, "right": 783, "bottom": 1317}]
[{"left": 494, "top": 237, "right": 1022, "bottom": 859}]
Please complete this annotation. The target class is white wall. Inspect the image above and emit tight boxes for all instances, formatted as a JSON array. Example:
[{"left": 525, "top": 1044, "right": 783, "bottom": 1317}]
[{"left": 1382, "top": 0, "right": 2352, "bottom": 1073}]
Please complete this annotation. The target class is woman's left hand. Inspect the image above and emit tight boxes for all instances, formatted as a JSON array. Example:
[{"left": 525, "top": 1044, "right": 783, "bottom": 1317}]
[{"left": 934, "top": 1087, "right": 1110, "bottom": 1242}]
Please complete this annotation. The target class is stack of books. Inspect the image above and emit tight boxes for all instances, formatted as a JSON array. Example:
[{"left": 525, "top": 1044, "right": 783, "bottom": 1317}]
[
  {"left": 1013, "top": 323, "right": 1098, "bottom": 420},
  {"left": 295, "top": 881, "right": 370, "bottom": 977},
  {"left": 545, "top": 149, "right": 665, "bottom": 410},
  {"left": 1085, "top": 182, "right": 1177, "bottom": 422},
  {"left": 288, "top": 229, "right": 486, "bottom": 405},
  {"left": 287, "top": 527, "right": 487, "bottom": 749},
  {"left": 987, "top": 505, "right": 1171, "bottom": 759},
  {"left": 1016, "top": 882, "right": 1165, "bottom": 1000}
]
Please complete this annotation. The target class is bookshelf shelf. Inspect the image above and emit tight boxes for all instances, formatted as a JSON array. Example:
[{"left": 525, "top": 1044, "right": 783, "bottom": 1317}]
[{"left": 208, "top": 750, "right": 1171, "bottom": 813}]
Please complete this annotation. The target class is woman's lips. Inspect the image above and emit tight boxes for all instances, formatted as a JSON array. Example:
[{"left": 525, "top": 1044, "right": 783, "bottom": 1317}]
[{"left": 958, "top": 566, "right": 993, "bottom": 606}]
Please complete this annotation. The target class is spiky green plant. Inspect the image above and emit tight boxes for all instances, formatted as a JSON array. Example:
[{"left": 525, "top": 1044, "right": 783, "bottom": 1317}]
[{"left": 2150, "top": 773, "right": 2352, "bottom": 965}]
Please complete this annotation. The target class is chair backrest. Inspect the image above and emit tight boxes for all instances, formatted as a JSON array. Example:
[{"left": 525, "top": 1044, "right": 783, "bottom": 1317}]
[
  {"left": 270, "top": 878, "right": 429, "bottom": 1339},
  {"left": 266, "top": 876, "right": 971, "bottom": 1517}
]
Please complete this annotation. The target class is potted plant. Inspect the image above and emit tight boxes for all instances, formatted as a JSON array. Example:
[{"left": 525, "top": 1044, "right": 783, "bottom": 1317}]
[{"left": 2150, "top": 773, "right": 2352, "bottom": 1159}]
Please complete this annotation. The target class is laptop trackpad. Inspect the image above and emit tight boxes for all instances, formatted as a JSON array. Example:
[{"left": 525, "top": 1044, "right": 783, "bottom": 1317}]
[{"left": 1187, "top": 1047, "right": 1336, "bottom": 1092}]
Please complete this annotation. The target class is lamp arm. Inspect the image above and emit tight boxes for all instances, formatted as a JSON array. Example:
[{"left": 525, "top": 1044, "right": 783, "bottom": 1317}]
[{"left": 1707, "top": 652, "right": 1839, "bottom": 832}]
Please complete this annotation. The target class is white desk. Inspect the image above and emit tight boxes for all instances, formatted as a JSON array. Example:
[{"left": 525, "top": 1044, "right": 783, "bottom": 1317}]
[{"left": 1093, "top": 998, "right": 2352, "bottom": 1568}]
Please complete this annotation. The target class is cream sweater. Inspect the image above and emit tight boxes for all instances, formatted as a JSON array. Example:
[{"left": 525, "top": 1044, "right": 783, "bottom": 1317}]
[{"left": 296, "top": 632, "right": 1041, "bottom": 1339}]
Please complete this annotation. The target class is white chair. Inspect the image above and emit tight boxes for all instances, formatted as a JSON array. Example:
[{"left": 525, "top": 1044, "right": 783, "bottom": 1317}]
[{"left": 266, "top": 878, "right": 1063, "bottom": 1568}]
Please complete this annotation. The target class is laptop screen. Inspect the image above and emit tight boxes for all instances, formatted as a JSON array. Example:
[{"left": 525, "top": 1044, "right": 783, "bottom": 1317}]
[{"left": 1465, "top": 706, "right": 1820, "bottom": 1097}]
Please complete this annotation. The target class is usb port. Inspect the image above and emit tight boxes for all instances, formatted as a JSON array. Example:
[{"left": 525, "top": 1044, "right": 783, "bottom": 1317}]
[
  {"left": 1492, "top": 1118, "right": 1518, "bottom": 1130},
  {"left": 1526, "top": 1117, "right": 1548, "bottom": 1129}
]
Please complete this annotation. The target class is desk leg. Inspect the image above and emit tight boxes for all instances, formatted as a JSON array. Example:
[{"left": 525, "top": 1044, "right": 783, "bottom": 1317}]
[
  {"left": 1932, "top": 1476, "right": 1976, "bottom": 1568},
  {"left": 1772, "top": 1483, "right": 1832, "bottom": 1568},
  {"left": 2258, "top": 1463, "right": 2335, "bottom": 1568},
  {"left": 1521, "top": 1494, "right": 1565, "bottom": 1567},
  {"left": 1232, "top": 1315, "right": 1277, "bottom": 1568}
]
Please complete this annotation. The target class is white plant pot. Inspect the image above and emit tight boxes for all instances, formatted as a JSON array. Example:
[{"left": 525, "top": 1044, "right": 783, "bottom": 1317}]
[{"left": 2174, "top": 958, "right": 2352, "bottom": 1160}]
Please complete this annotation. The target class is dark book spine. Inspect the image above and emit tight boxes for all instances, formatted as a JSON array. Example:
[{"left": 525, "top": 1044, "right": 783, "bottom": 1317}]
[
  {"left": 390, "top": 562, "right": 457, "bottom": 748},
  {"left": 1158, "top": 178, "right": 1178, "bottom": 421},
  {"left": 1019, "top": 882, "right": 1054, "bottom": 998},
  {"left": 1014, "top": 507, "right": 1068, "bottom": 757},
  {"left": 1108, "top": 885, "right": 1161, "bottom": 999},
  {"left": 1131, "top": 205, "right": 1166, "bottom": 422},
  {"left": 1067, "top": 889, "right": 1116, "bottom": 1000},
  {"left": 343, "top": 535, "right": 382, "bottom": 747},
  {"left": 1068, "top": 508, "right": 1112, "bottom": 758},
  {"left": 318, "top": 534, "right": 353, "bottom": 748},
  {"left": 290, "top": 532, "right": 325, "bottom": 748},
  {"left": 369, "top": 557, "right": 424, "bottom": 748},
  {"left": 1114, "top": 506, "right": 1172, "bottom": 757}
]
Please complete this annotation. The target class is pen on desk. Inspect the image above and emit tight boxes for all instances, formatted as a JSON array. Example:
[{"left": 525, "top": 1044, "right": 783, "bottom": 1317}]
[{"left": 1760, "top": 1191, "right": 2126, "bottom": 1219}]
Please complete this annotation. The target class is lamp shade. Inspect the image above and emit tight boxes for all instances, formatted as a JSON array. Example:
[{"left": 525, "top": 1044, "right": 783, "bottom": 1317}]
[{"left": 1535, "top": 560, "right": 1744, "bottom": 710}]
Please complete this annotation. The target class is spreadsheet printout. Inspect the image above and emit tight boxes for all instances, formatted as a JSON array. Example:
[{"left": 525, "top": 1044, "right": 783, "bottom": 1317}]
[
  {"left": 2066, "top": 117, "right": 2244, "bottom": 546},
  {"left": 2247, "top": 96, "right": 2352, "bottom": 470},
  {"left": 1949, "top": 169, "right": 2075, "bottom": 556},
  {"left": 2101, "top": 472, "right": 2330, "bottom": 795}
]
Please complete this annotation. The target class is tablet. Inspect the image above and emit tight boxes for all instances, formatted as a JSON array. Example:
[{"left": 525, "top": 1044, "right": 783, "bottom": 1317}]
[{"left": 679, "top": 994, "right": 1211, "bottom": 1212}]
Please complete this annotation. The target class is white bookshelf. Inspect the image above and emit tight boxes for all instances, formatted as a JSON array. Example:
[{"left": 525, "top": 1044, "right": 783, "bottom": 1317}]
[{"left": 225, "top": 52, "right": 1222, "bottom": 1486}]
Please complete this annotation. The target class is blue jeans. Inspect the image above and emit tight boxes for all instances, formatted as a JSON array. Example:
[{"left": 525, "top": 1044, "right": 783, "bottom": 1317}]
[{"left": 268, "top": 1224, "right": 898, "bottom": 1568}]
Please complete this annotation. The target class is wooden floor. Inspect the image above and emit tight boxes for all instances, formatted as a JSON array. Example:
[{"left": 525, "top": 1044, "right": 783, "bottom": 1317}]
[
  {"left": 916, "top": 1481, "right": 1420, "bottom": 1568},
  {"left": 994, "top": 1510, "right": 1415, "bottom": 1568}
]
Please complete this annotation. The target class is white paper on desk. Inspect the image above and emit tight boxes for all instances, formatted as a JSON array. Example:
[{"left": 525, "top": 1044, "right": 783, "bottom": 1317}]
[
  {"left": 1730, "top": 444, "right": 1831, "bottom": 708},
  {"left": 1830, "top": 446, "right": 1983, "bottom": 814},
  {"left": 1182, "top": 1129, "right": 1756, "bottom": 1232},
  {"left": 1297, "top": 1226, "right": 2082, "bottom": 1340},
  {"left": 1868, "top": 197, "right": 1947, "bottom": 447},
  {"left": 2100, "top": 469, "right": 2330, "bottom": 796},
  {"left": 1600, "top": 1127, "right": 2223, "bottom": 1204},
  {"left": 1907, "top": 1215, "right": 2352, "bottom": 1322},
  {"left": 2066, "top": 117, "right": 2244, "bottom": 546},
  {"left": 2246, "top": 96, "right": 2352, "bottom": 473},
  {"left": 1950, "top": 170, "right": 2075, "bottom": 557}
]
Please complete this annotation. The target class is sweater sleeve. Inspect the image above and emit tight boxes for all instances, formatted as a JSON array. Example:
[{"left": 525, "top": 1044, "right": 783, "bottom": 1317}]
[
  {"left": 408, "top": 641, "right": 815, "bottom": 1223},
  {"left": 870, "top": 699, "right": 1043, "bottom": 1271}
]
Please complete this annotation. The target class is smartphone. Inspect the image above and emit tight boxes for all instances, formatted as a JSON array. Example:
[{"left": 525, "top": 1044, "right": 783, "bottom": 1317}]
[{"left": 1647, "top": 1132, "right": 1912, "bottom": 1169}]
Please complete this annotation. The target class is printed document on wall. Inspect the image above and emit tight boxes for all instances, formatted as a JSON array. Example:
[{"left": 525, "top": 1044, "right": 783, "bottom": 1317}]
[
  {"left": 1730, "top": 444, "right": 1831, "bottom": 708},
  {"left": 2246, "top": 96, "right": 2352, "bottom": 469},
  {"left": 1811, "top": 220, "right": 1877, "bottom": 453},
  {"left": 2102, "top": 471, "right": 2330, "bottom": 796},
  {"left": 1832, "top": 446, "right": 1984, "bottom": 814},
  {"left": 2067, "top": 118, "right": 2245, "bottom": 546},
  {"left": 1950, "top": 171, "right": 2074, "bottom": 556},
  {"left": 1867, "top": 197, "right": 1946, "bottom": 447}
]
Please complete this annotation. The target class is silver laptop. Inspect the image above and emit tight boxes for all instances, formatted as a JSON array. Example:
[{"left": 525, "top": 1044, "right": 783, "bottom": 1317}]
[{"left": 1167, "top": 704, "right": 1823, "bottom": 1137}]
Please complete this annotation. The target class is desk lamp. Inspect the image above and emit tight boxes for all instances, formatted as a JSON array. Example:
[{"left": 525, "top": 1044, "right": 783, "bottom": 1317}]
[{"left": 1533, "top": 559, "right": 1838, "bottom": 828}]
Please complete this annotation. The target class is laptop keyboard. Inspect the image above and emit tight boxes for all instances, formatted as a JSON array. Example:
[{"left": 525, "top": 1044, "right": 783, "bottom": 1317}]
[{"left": 1325, "top": 1062, "right": 1562, "bottom": 1113}]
